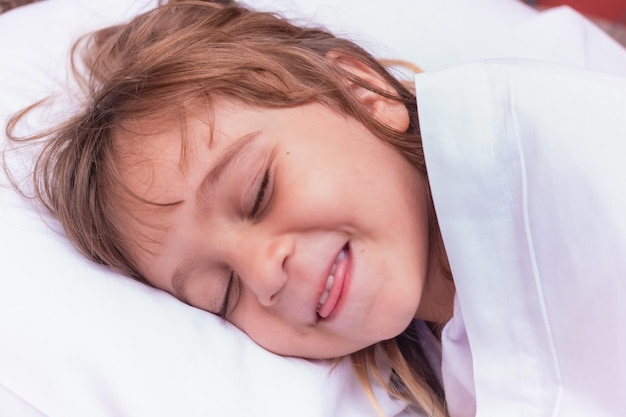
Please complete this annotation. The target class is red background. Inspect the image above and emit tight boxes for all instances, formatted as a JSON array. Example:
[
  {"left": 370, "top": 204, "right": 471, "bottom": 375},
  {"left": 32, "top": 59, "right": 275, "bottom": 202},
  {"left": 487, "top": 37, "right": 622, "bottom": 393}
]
[{"left": 536, "top": 0, "right": 626, "bottom": 22}]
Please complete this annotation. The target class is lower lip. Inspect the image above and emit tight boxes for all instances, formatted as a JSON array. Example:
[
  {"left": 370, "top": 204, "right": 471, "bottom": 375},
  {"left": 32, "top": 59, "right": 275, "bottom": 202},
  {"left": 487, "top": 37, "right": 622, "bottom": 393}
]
[{"left": 318, "top": 245, "right": 351, "bottom": 321}]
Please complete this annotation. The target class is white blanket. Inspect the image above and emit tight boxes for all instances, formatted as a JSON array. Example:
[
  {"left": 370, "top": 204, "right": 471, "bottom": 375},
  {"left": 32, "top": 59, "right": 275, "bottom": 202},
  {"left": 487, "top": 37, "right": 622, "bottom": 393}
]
[{"left": 416, "top": 59, "right": 626, "bottom": 417}]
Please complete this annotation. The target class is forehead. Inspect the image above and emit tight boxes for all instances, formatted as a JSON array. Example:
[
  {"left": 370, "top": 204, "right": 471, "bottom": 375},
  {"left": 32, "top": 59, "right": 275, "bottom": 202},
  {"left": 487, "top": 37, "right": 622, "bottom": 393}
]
[
  {"left": 116, "top": 116, "right": 201, "bottom": 202},
  {"left": 111, "top": 101, "right": 269, "bottom": 259},
  {"left": 114, "top": 102, "right": 259, "bottom": 196},
  {"left": 111, "top": 112, "right": 208, "bottom": 260}
]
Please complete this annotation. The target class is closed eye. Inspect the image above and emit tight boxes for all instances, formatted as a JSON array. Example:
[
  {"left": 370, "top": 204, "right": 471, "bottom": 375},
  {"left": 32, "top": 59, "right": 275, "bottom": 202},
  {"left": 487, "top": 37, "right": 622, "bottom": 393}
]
[
  {"left": 218, "top": 271, "right": 240, "bottom": 319},
  {"left": 248, "top": 169, "right": 271, "bottom": 220}
]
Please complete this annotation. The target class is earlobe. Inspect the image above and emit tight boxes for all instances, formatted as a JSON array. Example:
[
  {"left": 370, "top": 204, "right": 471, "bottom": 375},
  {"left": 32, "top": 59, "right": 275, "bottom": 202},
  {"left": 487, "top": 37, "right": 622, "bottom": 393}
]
[{"left": 327, "top": 52, "right": 410, "bottom": 132}]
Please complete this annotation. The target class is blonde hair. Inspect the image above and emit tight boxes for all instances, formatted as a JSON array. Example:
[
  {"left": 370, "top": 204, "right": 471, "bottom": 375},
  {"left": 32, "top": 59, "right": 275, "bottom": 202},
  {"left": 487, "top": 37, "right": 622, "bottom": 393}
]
[{"left": 5, "top": 1, "right": 448, "bottom": 415}]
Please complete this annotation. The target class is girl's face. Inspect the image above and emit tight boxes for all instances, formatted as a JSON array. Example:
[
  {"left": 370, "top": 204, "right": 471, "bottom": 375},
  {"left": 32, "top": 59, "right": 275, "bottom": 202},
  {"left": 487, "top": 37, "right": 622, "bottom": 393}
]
[{"left": 119, "top": 98, "right": 433, "bottom": 359}]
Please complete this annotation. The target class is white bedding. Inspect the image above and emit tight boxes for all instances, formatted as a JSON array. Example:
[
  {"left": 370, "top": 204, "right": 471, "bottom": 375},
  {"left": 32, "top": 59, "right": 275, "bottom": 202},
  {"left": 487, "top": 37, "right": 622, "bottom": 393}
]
[
  {"left": 1, "top": 1, "right": 625, "bottom": 416},
  {"left": 417, "top": 59, "right": 626, "bottom": 416}
]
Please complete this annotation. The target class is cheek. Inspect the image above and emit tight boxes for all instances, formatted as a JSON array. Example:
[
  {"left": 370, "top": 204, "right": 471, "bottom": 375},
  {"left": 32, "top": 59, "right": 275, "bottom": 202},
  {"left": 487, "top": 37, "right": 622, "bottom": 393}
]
[
  {"left": 233, "top": 316, "right": 308, "bottom": 356},
  {"left": 229, "top": 303, "right": 291, "bottom": 351},
  {"left": 273, "top": 164, "right": 349, "bottom": 223},
  {"left": 230, "top": 304, "right": 358, "bottom": 359}
]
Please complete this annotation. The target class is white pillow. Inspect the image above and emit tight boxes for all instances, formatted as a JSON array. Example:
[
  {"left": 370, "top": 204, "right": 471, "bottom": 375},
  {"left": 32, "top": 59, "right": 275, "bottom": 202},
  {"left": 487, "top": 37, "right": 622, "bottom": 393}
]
[
  {"left": 2, "top": 1, "right": 624, "bottom": 417},
  {"left": 0, "top": 2, "right": 407, "bottom": 417},
  {"left": 245, "top": 0, "right": 626, "bottom": 75}
]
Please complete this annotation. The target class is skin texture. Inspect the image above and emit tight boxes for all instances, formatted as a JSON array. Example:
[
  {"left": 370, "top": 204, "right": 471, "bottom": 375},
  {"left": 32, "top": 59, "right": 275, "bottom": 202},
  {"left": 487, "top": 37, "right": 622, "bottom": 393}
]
[{"left": 117, "top": 64, "right": 448, "bottom": 359}]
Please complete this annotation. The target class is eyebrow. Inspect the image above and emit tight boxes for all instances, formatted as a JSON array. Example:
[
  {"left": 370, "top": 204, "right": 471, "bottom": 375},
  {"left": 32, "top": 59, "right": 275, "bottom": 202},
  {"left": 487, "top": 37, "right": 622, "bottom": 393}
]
[{"left": 197, "top": 130, "right": 261, "bottom": 198}]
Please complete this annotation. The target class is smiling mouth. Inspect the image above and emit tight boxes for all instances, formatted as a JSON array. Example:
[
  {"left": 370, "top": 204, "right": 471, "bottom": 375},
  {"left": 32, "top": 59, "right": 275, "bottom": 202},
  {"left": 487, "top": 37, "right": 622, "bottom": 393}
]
[{"left": 317, "top": 243, "right": 349, "bottom": 319}]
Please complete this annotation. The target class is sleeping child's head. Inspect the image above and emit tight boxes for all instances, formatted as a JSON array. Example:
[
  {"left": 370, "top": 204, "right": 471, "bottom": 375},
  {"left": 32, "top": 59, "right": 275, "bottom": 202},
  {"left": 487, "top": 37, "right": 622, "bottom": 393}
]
[{"left": 7, "top": 1, "right": 450, "bottom": 415}]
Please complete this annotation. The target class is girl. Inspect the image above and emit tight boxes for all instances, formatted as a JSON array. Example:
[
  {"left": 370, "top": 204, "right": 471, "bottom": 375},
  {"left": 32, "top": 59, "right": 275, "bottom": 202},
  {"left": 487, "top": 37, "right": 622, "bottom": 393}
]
[{"left": 6, "top": 1, "right": 626, "bottom": 416}]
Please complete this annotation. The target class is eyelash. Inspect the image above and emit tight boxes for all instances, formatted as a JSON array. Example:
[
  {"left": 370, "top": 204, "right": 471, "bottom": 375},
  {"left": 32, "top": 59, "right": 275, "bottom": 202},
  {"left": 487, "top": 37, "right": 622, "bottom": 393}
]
[
  {"left": 218, "top": 271, "right": 240, "bottom": 319},
  {"left": 248, "top": 168, "right": 271, "bottom": 220}
]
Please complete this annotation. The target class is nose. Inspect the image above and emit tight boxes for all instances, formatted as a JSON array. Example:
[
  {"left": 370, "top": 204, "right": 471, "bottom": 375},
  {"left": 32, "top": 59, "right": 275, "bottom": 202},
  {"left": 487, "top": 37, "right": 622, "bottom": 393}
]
[{"left": 234, "top": 234, "right": 293, "bottom": 307}]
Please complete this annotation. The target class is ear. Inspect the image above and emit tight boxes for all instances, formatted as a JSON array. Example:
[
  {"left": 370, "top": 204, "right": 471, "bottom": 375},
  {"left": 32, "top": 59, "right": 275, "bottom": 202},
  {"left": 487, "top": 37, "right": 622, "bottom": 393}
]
[{"left": 327, "top": 51, "right": 410, "bottom": 132}]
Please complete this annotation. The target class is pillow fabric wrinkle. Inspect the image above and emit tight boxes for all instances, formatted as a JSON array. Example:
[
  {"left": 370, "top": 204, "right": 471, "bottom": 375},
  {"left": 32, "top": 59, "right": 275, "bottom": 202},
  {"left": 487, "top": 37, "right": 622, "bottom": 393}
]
[
  {"left": 0, "top": 383, "right": 49, "bottom": 417},
  {"left": 506, "top": 68, "right": 564, "bottom": 416}
]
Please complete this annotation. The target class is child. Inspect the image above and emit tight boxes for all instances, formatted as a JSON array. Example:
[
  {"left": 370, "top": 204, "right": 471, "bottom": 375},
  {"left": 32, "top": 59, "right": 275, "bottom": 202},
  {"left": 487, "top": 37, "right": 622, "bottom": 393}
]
[{"left": 6, "top": 1, "right": 626, "bottom": 416}]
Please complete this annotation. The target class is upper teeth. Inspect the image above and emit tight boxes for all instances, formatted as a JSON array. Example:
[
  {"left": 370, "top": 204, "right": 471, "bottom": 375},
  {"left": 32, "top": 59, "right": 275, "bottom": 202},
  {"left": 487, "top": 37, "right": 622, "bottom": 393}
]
[
  {"left": 317, "top": 249, "right": 347, "bottom": 310},
  {"left": 319, "top": 275, "right": 334, "bottom": 306}
]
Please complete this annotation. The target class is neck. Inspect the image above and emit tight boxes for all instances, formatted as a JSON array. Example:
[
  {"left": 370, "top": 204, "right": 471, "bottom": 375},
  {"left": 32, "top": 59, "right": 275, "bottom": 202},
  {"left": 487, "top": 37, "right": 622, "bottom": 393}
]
[{"left": 414, "top": 227, "right": 455, "bottom": 324}]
